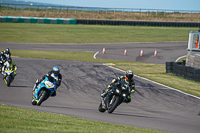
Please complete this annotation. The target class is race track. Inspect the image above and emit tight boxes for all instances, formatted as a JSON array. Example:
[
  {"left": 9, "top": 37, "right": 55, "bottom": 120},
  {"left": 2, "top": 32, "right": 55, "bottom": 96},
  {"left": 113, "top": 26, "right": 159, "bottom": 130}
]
[
  {"left": 0, "top": 42, "right": 188, "bottom": 64},
  {"left": 0, "top": 42, "right": 200, "bottom": 133}
]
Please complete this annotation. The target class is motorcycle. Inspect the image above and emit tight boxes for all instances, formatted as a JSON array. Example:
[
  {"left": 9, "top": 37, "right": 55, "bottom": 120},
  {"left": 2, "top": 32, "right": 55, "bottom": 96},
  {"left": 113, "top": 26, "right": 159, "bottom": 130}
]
[
  {"left": 32, "top": 76, "right": 56, "bottom": 106},
  {"left": 98, "top": 80, "right": 131, "bottom": 114},
  {"left": 3, "top": 67, "right": 15, "bottom": 86}
]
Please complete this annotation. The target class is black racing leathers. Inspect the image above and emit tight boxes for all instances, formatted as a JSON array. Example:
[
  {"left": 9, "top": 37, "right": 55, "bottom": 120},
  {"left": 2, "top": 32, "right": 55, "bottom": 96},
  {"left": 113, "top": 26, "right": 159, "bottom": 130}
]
[
  {"left": 106, "top": 76, "right": 135, "bottom": 94},
  {"left": 41, "top": 70, "right": 62, "bottom": 88},
  {"left": 4, "top": 51, "right": 11, "bottom": 58}
]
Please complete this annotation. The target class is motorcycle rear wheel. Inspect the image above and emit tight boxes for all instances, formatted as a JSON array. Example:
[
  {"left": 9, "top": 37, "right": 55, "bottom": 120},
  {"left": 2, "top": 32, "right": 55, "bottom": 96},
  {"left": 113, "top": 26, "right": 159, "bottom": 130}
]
[{"left": 108, "top": 96, "right": 120, "bottom": 114}]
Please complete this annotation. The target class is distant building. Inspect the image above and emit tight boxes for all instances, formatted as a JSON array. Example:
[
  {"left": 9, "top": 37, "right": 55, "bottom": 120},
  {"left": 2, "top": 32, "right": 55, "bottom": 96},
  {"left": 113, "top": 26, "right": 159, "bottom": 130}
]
[{"left": 186, "top": 31, "right": 200, "bottom": 69}]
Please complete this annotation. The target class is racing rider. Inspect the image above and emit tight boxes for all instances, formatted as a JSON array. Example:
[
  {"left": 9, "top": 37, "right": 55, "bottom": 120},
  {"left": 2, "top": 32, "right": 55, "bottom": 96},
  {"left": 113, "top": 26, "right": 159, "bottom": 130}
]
[
  {"left": 101, "top": 70, "right": 135, "bottom": 103},
  {"left": 4, "top": 48, "right": 12, "bottom": 59},
  {"left": 1, "top": 57, "right": 17, "bottom": 76},
  {"left": 34, "top": 66, "right": 62, "bottom": 96},
  {"left": 0, "top": 51, "right": 7, "bottom": 73}
]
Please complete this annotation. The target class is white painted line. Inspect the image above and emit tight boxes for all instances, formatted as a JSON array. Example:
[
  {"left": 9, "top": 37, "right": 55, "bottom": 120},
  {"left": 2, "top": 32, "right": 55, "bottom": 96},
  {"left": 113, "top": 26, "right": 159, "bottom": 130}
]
[
  {"left": 175, "top": 55, "right": 186, "bottom": 62},
  {"left": 103, "top": 64, "right": 200, "bottom": 100},
  {"left": 93, "top": 51, "right": 99, "bottom": 59}
]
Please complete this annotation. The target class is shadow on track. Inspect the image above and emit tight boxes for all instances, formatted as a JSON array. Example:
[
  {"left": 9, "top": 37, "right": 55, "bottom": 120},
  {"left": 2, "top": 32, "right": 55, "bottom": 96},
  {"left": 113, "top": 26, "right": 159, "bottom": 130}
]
[
  {"left": 112, "top": 112, "right": 162, "bottom": 119},
  {"left": 10, "top": 86, "right": 29, "bottom": 88},
  {"left": 41, "top": 105, "right": 96, "bottom": 112}
]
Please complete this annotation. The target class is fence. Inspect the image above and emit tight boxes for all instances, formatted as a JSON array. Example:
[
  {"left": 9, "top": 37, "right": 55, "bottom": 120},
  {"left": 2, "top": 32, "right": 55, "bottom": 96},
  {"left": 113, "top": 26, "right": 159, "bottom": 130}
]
[{"left": 0, "top": 3, "right": 200, "bottom": 22}]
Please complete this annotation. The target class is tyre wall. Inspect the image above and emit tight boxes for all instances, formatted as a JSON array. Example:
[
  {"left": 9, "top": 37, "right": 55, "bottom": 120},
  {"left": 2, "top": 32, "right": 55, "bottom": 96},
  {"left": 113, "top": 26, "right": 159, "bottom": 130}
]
[
  {"left": 0, "top": 16, "right": 77, "bottom": 24},
  {"left": 166, "top": 61, "right": 200, "bottom": 82},
  {"left": 1, "top": 16, "right": 200, "bottom": 27},
  {"left": 77, "top": 19, "right": 200, "bottom": 27}
]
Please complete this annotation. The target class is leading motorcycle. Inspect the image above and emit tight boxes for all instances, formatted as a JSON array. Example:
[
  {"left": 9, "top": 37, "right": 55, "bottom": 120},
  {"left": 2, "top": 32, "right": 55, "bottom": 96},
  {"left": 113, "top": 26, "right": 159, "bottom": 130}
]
[
  {"left": 3, "top": 67, "right": 15, "bottom": 86},
  {"left": 32, "top": 76, "right": 56, "bottom": 106},
  {"left": 98, "top": 80, "right": 131, "bottom": 114}
]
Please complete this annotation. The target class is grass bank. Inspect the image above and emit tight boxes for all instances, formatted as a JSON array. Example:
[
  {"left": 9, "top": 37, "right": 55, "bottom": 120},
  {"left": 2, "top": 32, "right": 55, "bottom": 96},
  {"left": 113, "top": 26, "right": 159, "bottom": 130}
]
[{"left": 0, "top": 23, "right": 198, "bottom": 43}]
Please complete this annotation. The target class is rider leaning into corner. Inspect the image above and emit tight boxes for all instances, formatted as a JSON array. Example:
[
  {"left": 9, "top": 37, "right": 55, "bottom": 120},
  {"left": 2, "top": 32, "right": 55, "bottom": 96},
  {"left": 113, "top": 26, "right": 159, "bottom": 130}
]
[
  {"left": 0, "top": 51, "right": 7, "bottom": 72},
  {"left": 4, "top": 48, "right": 12, "bottom": 58},
  {"left": 1, "top": 57, "right": 17, "bottom": 77},
  {"left": 33, "top": 66, "right": 62, "bottom": 96},
  {"left": 101, "top": 70, "right": 135, "bottom": 103}
]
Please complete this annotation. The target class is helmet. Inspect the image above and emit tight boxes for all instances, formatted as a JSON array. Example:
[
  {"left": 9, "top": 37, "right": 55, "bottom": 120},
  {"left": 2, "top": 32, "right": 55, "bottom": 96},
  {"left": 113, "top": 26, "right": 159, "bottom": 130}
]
[
  {"left": 1, "top": 51, "right": 4, "bottom": 55},
  {"left": 6, "top": 48, "right": 10, "bottom": 52},
  {"left": 7, "top": 57, "right": 12, "bottom": 64},
  {"left": 125, "top": 70, "right": 134, "bottom": 81},
  {"left": 52, "top": 66, "right": 60, "bottom": 76}
]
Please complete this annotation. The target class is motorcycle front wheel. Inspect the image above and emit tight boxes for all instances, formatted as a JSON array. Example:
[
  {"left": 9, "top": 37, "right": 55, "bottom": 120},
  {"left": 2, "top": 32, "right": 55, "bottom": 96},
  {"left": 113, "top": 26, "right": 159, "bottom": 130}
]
[
  {"left": 31, "top": 98, "right": 37, "bottom": 105},
  {"left": 37, "top": 90, "right": 48, "bottom": 106},
  {"left": 107, "top": 95, "right": 120, "bottom": 114},
  {"left": 6, "top": 77, "right": 11, "bottom": 86},
  {"left": 98, "top": 102, "right": 106, "bottom": 113}
]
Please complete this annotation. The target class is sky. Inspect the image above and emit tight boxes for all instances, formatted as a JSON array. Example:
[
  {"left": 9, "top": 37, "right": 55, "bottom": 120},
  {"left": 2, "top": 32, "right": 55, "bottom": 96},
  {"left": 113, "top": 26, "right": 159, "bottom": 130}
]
[{"left": 28, "top": 0, "right": 200, "bottom": 11}]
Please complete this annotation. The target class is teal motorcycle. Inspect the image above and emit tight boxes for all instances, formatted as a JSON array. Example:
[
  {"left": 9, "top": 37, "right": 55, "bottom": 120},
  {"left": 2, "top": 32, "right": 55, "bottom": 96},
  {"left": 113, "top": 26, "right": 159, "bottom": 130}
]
[{"left": 32, "top": 76, "right": 56, "bottom": 106}]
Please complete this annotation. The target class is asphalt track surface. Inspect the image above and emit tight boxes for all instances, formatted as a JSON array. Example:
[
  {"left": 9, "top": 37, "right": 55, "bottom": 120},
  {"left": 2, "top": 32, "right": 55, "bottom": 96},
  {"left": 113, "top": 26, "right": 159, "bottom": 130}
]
[{"left": 0, "top": 42, "right": 200, "bottom": 133}]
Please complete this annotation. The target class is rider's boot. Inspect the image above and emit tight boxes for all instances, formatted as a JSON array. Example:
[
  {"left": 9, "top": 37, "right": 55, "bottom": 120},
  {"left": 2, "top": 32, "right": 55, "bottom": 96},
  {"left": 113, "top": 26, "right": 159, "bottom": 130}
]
[
  {"left": 51, "top": 88, "right": 57, "bottom": 97},
  {"left": 51, "top": 91, "right": 56, "bottom": 97}
]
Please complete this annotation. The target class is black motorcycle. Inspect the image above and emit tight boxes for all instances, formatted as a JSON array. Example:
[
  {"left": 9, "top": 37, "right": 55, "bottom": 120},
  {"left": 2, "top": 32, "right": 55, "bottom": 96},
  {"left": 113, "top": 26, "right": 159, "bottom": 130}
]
[
  {"left": 3, "top": 67, "right": 15, "bottom": 86},
  {"left": 98, "top": 80, "right": 131, "bottom": 114}
]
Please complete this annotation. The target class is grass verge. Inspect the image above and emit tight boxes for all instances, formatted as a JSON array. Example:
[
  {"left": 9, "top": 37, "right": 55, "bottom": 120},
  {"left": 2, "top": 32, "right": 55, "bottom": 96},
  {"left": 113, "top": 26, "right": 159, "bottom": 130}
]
[{"left": 0, "top": 104, "right": 164, "bottom": 133}]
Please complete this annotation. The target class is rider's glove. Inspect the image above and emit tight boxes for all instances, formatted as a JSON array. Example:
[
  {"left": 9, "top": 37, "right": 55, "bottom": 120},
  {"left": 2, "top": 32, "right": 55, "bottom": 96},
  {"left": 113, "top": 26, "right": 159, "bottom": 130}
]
[
  {"left": 120, "top": 76, "right": 124, "bottom": 79},
  {"left": 36, "top": 79, "right": 39, "bottom": 83},
  {"left": 101, "top": 89, "right": 109, "bottom": 98},
  {"left": 107, "top": 85, "right": 113, "bottom": 89}
]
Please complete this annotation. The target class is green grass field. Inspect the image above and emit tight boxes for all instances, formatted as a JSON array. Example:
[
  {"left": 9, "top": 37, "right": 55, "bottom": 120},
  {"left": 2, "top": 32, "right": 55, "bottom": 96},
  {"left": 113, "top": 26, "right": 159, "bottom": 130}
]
[
  {"left": 0, "top": 23, "right": 198, "bottom": 43},
  {"left": 0, "top": 23, "right": 199, "bottom": 133}
]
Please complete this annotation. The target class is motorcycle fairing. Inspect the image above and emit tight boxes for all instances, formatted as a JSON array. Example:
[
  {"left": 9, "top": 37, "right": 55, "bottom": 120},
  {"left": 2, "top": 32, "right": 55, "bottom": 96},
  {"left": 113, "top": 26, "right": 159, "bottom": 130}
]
[{"left": 33, "top": 76, "right": 56, "bottom": 100}]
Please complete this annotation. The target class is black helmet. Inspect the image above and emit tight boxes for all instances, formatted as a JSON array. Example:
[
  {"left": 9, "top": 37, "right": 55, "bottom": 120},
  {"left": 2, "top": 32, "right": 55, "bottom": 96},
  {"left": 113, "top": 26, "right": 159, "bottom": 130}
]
[
  {"left": 6, "top": 48, "right": 10, "bottom": 52},
  {"left": 7, "top": 57, "right": 12, "bottom": 64},
  {"left": 125, "top": 70, "right": 134, "bottom": 81}
]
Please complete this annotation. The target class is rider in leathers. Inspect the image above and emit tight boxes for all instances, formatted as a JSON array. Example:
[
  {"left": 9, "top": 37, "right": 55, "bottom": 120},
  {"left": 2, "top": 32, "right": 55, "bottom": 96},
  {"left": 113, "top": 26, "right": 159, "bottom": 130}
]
[
  {"left": 1, "top": 57, "right": 17, "bottom": 77},
  {"left": 33, "top": 66, "right": 62, "bottom": 96},
  {"left": 4, "top": 48, "right": 11, "bottom": 59},
  {"left": 101, "top": 70, "right": 135, "bottom": 103},
  {"left": 0, "top": 51, "right": 6, "bottom": 73}
]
